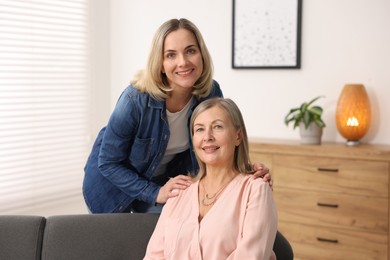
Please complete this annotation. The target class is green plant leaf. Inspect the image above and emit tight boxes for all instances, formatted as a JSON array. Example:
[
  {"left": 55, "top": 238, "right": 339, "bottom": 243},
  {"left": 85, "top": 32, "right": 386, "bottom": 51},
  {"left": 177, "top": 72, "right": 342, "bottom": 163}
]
[
  {"left": 303, "top": 110, "right": 311, "bottom": 128},
  {"left": 314, "top": 118, "right": 326, "bottom": 128},
  {"left": 284, "top": 95, "right": 326, "bottom": 129},
  {"left": 308, "top": 106, "right": 323, "bottom": 116},
  {"left": 306, "top": 96, "right": 324, "bottom": 107}
]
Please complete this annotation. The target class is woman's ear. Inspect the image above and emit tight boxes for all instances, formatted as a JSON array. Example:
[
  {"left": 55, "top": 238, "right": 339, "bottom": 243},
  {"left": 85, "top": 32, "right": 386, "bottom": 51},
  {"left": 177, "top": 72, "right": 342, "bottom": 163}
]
[{"left": 236, "top": 130, "right": 242, "bottom": 146}]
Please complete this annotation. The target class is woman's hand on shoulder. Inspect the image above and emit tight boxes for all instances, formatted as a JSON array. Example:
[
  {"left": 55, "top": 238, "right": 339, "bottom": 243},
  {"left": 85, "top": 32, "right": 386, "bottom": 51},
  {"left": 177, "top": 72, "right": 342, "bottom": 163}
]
[
  {"left": 155, "top": 175, "right": 192, "bottom": 204},
  {"left": 251, "top": 162, "right": 273, "bottom": 189}
]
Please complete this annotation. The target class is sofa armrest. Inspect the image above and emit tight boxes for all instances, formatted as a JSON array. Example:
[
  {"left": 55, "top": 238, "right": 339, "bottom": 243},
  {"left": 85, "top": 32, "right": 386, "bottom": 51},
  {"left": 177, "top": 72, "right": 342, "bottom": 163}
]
[{"left": 0, "top": 215, "right": 46, "bottom": 260}]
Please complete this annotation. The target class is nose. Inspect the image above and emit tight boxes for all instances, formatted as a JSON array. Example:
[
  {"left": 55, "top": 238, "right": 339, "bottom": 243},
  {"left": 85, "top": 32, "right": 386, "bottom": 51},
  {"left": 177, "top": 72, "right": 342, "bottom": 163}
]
[
  {"left": 178, "top": 53, "right": 188, "bottom": 66},
  {"left": 203, "top": 128, "right": 214, "bottom": 142}
]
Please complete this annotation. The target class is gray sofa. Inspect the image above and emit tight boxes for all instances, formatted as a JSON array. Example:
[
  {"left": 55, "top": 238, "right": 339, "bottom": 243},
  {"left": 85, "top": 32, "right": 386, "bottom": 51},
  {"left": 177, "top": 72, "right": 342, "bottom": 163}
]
[{"left": 0, "top": 213, "right": 293, "bottom": 260}]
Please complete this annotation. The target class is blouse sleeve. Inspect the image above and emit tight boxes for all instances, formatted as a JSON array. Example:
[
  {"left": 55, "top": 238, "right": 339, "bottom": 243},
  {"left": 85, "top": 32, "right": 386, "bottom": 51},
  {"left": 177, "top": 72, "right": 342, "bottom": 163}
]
[
  {"left": 227, "top": 180, "right": 278, "bottom": 260},
  {"left": 143, "top": 215, "right": 165, "bottom": 259},
  {"left": 143, "top": 197, "right": 175, "bottom": 260}
]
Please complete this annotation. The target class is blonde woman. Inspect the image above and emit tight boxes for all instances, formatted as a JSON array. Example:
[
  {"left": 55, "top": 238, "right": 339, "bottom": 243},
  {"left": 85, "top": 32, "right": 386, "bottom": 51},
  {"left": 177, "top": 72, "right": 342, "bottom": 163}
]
[{"left": 83, "top": 19, "right": 271, "bottom": 214}]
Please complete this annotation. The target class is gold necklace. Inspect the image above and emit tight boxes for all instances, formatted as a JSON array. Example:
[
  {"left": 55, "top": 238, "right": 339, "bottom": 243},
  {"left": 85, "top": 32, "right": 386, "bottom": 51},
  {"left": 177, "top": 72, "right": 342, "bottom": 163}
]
[{"left": 200, "top": 176, "right": 235, "bottom": 207}]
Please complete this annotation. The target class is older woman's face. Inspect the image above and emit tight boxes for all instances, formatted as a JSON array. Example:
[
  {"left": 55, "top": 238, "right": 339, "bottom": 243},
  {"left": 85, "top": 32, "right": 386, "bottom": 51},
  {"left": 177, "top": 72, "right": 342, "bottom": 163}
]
[
  {"left": 192, "top": 106, "right": 241, "bottom": 168},
  {"left": 162, "top": 28, "right": 203, "bottom": 93}
]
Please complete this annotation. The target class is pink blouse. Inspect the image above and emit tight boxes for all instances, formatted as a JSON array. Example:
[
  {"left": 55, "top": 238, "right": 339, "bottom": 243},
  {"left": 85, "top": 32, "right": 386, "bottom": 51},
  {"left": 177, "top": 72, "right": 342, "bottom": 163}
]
[{"left": 144, "top": 174, "right": 278, "bottom": 260}]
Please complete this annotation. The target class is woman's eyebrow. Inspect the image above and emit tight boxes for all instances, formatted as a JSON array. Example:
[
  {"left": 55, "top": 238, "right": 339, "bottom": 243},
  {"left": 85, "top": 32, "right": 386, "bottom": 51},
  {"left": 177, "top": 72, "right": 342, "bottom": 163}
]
[
  {"left": 194, "top": 119, "right": 225, "bottom": 126},
  {"left": 164, "top": 44, "right": 198, "bottom": 53},
  {"left": 185, "top": 44, "right": 197, "bottom": 49}
]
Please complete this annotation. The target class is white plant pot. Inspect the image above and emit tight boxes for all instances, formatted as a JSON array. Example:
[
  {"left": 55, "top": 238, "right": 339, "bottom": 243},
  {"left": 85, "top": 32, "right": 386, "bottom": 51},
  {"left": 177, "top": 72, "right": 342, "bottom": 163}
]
[{"left": 299, "top": 122, "right": 323, "bottom": 145}]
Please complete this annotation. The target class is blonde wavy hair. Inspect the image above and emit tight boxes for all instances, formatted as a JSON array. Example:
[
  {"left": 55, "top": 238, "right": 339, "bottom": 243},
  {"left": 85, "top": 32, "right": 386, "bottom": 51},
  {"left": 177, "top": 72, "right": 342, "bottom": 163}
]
[{"left": 131, "top": 18, "right": 214, "bottom": 100}]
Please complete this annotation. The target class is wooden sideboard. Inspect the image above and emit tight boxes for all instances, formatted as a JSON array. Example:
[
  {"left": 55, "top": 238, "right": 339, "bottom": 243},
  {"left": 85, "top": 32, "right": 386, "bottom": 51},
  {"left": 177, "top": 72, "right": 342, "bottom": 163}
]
[{"left": 249, "top": 139, "right": 390, "bottom": 260}]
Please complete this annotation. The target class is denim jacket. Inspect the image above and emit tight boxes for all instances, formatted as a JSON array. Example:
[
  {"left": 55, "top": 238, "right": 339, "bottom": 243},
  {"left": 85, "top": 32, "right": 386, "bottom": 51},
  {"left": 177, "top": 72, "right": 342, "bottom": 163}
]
[{"left": 82, "top": 80, "right": 223, "bottom": 213}]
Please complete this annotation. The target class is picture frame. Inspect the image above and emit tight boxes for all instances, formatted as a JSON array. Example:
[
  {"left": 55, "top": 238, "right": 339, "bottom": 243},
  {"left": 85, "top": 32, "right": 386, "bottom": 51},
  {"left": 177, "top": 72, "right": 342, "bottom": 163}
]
[{"left": 232, "top": 0, "right": 303, "bottom": 69}]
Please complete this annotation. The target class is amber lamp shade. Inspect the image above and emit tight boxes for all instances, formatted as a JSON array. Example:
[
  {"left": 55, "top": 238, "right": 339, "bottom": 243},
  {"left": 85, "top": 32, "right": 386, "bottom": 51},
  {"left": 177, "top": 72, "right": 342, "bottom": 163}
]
[{"left": 336, "top": 84, "right": 371, "bottom": 146}]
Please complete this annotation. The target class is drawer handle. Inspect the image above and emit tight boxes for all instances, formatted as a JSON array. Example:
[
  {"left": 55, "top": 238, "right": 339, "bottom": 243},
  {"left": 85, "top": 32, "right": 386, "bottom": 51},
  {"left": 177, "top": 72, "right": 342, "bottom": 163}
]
[
  {"left": 317, "top": 168, "right": 339, "bottom": 172},
  {"left": 317, "top": 202, "right": 339, "bottom": 208},
  {"left": 317, "top": 237, "right": 339, "bottom": 244}
]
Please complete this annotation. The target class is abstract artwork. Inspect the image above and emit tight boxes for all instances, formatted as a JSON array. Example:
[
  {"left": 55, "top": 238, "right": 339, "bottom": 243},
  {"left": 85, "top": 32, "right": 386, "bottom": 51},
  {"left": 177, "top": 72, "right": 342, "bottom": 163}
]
[{"left": 232, "top": 0, "right": 302, "bottom": 69}]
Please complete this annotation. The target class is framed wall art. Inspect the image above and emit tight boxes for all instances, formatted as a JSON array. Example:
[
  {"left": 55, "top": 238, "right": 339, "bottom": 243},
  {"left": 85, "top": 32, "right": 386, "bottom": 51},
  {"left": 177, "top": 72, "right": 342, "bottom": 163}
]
[{"left": 232, "top": 0, "right": 303, "bottom": 69}]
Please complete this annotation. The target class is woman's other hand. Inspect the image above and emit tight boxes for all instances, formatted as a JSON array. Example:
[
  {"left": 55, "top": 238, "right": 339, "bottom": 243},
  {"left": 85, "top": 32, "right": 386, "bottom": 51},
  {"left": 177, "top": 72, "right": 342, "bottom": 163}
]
[
  {"left": 156, "top": 175, "right": 192, "bottom": 204},
  {"left": 251, "top": 162, "right": 273, "bottom": 189}
]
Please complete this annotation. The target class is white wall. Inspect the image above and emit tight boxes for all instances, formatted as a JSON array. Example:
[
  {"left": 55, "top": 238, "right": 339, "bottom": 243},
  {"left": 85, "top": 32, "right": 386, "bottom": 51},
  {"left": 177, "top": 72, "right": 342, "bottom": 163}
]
[
  {"left": 104, "top": 0, "right": 390, "bottom": 145},
  {"left": 89, "top": 0, "right": 111, "bottom": 137}
]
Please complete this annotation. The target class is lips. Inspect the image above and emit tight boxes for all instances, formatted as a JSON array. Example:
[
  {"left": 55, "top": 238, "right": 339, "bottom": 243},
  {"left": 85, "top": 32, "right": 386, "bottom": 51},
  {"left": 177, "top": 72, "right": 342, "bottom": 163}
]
[
  {"left": 202, "top": 146, "right": 220, "bottom": 151},
  {"left": 176, "top": 69, "right": 194, "bottom": 75}
]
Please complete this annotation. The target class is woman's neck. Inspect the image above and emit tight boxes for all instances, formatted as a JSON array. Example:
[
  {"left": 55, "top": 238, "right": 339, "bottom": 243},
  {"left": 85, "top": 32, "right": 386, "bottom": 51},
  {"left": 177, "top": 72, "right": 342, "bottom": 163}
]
[
  {"left": 166, "top": 89, "right": 192, "bottom": 113},
  {"left": 202, "top": 166, "right": 237, "bottom": 186}
]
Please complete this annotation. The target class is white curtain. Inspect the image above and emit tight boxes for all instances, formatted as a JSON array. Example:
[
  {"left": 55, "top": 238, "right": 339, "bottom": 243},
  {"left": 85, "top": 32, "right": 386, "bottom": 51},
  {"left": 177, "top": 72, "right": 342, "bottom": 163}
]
[{"left": 0, "top": 0, "right": 90, "bottom": 214}]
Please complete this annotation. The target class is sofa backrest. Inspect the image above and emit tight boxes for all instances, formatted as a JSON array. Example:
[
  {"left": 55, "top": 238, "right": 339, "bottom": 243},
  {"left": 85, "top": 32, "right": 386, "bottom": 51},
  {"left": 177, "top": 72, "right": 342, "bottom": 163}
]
[
  {"left": 0, "top": 215, "right": 46, "bottom": 260},
  {"left": 0, "top": 213, "right": 293, "bottom": 260},
  {"left": 41, "top": 213, "right": 159, "bottom": 260}
]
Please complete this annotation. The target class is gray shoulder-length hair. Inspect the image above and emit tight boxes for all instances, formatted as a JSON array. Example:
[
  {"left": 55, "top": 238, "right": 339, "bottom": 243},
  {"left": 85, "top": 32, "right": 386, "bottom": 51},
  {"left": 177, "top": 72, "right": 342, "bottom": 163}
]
[
  {"left": 131, "top": 18, "right": 214, "bottom": 100},
  {"left": 190, "top": 98, "right": 252, "bottom": 179}
]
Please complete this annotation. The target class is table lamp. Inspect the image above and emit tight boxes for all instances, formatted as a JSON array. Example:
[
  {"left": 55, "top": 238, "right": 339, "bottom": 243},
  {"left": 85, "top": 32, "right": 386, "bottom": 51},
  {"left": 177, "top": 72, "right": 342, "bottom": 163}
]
[{"left": 335, "top": 84, "right": 371, "bottom": 146}]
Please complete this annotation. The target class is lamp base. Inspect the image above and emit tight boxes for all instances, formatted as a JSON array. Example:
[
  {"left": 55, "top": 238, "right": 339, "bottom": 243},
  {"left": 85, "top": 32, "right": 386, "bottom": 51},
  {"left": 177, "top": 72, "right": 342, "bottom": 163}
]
[{"left": 346, "top": 140, "right": 360, "bottom": 146}]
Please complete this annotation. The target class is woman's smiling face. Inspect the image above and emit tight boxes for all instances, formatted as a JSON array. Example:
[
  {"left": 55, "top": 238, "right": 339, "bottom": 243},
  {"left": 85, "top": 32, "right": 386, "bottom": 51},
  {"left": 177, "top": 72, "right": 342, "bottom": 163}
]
[
  {"left": 162, "top": 28, "right": 203, "bottom": 92},
  {"left": 192, "top": 106, "right": 242, "bottom": 167}
]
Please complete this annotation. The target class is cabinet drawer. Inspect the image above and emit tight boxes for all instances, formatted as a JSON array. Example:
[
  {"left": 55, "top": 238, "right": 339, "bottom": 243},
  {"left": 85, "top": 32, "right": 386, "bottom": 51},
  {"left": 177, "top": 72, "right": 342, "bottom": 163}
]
[
  {"left": 273, "top": 155, "right": 389, "bottom": 196},
  {"left": 274, "top": 189, "right": 388, "bottom": 233},
  {"left": 279, "top": 222, "right": 388, "bottom": 260}
]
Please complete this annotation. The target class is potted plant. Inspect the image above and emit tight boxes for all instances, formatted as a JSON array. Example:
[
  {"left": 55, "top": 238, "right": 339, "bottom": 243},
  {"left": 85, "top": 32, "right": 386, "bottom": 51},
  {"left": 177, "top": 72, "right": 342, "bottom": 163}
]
[{"left": 284, "top": 96, "right": 326, "bottom": 144}]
